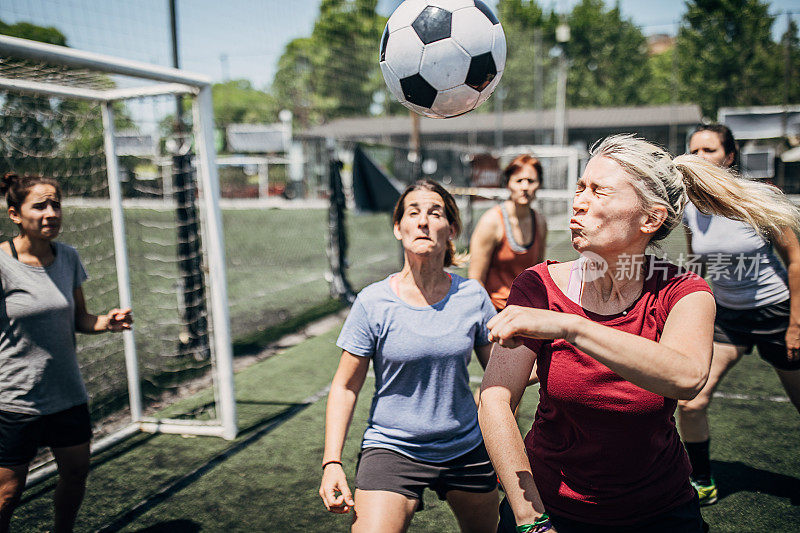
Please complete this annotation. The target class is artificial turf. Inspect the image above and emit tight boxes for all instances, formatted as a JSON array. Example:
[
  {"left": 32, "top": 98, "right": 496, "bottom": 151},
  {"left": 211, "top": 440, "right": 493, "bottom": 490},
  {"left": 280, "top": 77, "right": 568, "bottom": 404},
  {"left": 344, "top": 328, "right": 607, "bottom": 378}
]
[{"left": 10, "top": 229, "right": 800, "bottom": 531}]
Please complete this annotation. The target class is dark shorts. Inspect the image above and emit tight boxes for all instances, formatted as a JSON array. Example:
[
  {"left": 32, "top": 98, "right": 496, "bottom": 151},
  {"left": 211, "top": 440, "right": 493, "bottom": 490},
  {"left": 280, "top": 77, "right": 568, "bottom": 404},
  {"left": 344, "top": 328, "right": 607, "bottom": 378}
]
[
  {"left": 714, "top": 299, "right": 800, "bottom": 371},
  {"left": 0, "top": 403, "right": 92, "bottom": 467},
  {"left": 355, "top": 442, "right": 497, "bottom": 510},
  {"left": 497, "top": 495, "right": 707, "bottom": 533}
]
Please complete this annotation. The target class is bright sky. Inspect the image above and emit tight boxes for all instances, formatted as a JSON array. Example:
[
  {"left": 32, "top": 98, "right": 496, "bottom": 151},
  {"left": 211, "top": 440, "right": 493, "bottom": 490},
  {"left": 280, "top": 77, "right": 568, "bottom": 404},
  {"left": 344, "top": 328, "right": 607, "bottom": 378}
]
[{"left": 2, "top": 0, "right": 798, "bottom": 90}]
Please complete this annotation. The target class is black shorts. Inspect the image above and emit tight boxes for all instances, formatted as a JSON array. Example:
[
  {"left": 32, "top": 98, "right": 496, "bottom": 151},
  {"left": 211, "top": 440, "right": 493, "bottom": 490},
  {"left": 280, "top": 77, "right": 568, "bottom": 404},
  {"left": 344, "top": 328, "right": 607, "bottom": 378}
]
[
  {"left": 0, "top": 403, "right": 92, "bottom": 467},
  {"left": 355, "top": 442, "right": 497, "bottom": 510},
  {"left": 714, "top": 299, "right": 800, "bottom": 371},
  {"left": 497, "top": 495, "right": 708, "bottom": 533}
]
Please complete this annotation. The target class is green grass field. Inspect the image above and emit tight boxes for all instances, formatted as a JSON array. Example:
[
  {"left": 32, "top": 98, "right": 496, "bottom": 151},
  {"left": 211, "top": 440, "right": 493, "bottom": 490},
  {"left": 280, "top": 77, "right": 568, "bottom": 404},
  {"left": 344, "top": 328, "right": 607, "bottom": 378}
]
[{"left": 10, "top": 228, "right": 800, "bottom": 532}]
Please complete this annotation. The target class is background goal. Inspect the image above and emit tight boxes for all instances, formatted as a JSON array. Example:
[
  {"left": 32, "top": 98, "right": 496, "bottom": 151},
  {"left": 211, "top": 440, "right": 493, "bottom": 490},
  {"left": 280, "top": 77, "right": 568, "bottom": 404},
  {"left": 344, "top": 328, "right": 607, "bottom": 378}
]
[{"left": 0, "top": 35, "right": 236, "bottom": 483}]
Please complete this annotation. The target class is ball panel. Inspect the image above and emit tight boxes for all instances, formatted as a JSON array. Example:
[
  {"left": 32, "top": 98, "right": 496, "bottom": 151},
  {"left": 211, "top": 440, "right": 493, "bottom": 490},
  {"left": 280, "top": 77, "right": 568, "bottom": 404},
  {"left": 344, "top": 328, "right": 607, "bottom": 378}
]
[
  {"left": 475, "top": 70, "right": 502, "bottom": 107},
  {"left": 387, "top": 0, "right": 428, "bottom": 33},
  {"left": 379, "top": 25, "right": 390, "bottom": 62},
  {"left": 431, "top": 85, "right": 480, "bottom": 117},
  {"left": 381, "top": 61, "right": 406, "bottom": 103},
  {"left": 451, "top": 7, "right": 493, "bottom": 56},
  {"left": 384, "top": 26, "right": 425, "bottom": 79},
  {"left": 412, "top": 6, "right": 452, "bottom": 45},
  {"left": 473, "top": 0, "right": 499, "bottom": 24},
  {"left": 465, "top": 51, "right": 497, "bottom": 91},
  {"left": 429, "top": 0, "right": 475, "bottom": 10},
  {"left": 400, "top": 73, "right": 438, "bottom": 109},
  {"left": 491, "top": 23, "right": 507, "bottom": 70},
  {"left": 406, "top": 100, "right": 444, "bottom": 119},
  {"left": 419, "top": 38, "right": 472, "bottom": 90}
]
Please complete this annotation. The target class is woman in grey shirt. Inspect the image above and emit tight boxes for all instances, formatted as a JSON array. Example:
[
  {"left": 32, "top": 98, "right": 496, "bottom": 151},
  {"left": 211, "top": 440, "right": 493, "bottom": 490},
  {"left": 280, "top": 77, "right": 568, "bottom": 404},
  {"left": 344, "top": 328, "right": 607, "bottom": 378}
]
[
  {"left": 678, "top": 124, "right": 800, "bottom": 506},
  {"left": 0, "top": 173, "right": 132, "bottom": 533}
]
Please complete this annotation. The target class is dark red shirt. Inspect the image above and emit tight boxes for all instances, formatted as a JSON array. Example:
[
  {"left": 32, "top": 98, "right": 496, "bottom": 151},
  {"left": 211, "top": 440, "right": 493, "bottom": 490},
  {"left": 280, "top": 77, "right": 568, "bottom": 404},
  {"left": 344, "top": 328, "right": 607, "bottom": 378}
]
[{"left": 507, "top": 258, "right": 712, "bottom": 525}]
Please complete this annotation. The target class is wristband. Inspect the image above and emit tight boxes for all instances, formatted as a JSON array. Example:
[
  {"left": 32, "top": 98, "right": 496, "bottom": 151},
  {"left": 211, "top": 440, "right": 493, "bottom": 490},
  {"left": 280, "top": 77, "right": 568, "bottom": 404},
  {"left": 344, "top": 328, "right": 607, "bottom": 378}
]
[
  {"left": 516, "top": 514, "right": 551, "bottom": 533},
  {"left": 322, "top": 460, "right": 342, "bottom": 470}
]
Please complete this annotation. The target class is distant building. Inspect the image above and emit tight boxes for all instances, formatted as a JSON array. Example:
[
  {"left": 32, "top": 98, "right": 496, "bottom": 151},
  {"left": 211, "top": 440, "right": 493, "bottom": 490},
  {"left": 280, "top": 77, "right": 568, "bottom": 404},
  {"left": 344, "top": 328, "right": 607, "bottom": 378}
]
[
  {"left": 299, "top": 104, "right": 701, "bottom": 155},
  {"left": 296, "top": 104, "right": 703, "bottom": 199},
  {"left": 719, "top": 105, "right": 800, "bottom": 193}
]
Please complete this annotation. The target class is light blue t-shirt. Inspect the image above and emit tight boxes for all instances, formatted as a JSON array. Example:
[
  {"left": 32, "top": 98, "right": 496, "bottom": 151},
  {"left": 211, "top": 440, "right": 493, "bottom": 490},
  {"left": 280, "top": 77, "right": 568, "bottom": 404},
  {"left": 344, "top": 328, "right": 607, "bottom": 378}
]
[
  {"left": 336, "top": 273, "right": 496, "bottom": 462},
  {"left": 683, "top": 203, "right": 789, "bottom": 309}
]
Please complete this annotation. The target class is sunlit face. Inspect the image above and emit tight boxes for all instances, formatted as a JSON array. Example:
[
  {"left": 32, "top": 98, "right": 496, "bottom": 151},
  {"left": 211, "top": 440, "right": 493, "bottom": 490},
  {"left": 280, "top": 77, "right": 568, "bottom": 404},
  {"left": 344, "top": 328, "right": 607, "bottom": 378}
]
[
  {"left": 393, "top": 189, "right": 454, "bottom": 260},
  {"left": 507, "top": 164, "right": 540, "bottom": 205},
  {"left": 689, "top": 130, "right": 734, "bottom": 168},
  {"left": 569, "top": 156, "right": 656, "bottom": 255},
  {"left": 9, "top": 184, "right": 62, "bottom": 241}
]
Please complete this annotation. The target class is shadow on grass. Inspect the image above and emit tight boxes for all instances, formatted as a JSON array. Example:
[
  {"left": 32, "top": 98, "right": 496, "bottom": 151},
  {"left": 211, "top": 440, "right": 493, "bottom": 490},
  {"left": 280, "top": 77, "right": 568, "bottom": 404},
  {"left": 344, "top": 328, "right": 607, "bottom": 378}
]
[
  {"left": 95, "top": 397, "right": 323, "bottom": 533},
  {"left": 232, "top": 298, "right": 345, "bottom": 356},
  {"left": 712, "top": 460, "right": 800, "bottom": 505},
  {"left": 131, "top": 519, "right": 202, "bottom": 532},
  {"left": 20, "top": 432, "right": 159, "bottom": 504}
]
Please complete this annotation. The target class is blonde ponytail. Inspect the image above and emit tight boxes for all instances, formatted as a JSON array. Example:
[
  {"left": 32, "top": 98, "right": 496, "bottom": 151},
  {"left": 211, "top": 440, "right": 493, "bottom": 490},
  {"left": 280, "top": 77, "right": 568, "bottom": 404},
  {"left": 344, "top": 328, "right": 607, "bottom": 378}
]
[{"left": 674, "top": 154, "right": 800, "bottom": 241}]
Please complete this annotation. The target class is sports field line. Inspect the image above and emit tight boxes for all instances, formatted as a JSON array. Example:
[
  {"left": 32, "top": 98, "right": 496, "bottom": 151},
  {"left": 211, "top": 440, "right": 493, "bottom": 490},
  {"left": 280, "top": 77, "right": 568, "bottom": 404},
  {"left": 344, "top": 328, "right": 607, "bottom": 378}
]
[{"left": 93, "top": 386, "right": 331, "bottom": 533}]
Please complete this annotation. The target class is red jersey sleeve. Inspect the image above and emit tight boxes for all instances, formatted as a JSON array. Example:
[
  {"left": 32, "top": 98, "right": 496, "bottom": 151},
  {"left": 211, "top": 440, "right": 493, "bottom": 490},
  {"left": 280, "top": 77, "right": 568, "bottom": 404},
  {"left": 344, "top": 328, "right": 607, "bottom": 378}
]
[
  {"left": 654, "top": 268, "right": 713, "bottom": 326},
  {"left": 506, "top": 267, "right": 550, "bottom": 353}
]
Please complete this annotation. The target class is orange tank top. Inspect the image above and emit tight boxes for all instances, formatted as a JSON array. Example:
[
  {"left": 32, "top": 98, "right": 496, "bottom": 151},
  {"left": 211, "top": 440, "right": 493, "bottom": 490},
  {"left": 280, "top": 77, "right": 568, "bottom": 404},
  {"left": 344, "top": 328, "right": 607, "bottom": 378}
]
[{"left": 485, "top": 204, "right": 545, "bottom": 310}]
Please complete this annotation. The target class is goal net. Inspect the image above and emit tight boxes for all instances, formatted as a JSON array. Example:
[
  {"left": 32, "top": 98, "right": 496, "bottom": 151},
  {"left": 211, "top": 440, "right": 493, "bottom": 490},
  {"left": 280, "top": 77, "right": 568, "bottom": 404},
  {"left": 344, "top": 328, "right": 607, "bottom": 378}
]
[
  {"left": 346, "top": 142, "right": 584, "bottom": 243},
  {"left": 0, "top": 35, "right": 237, "bottom": 482}
]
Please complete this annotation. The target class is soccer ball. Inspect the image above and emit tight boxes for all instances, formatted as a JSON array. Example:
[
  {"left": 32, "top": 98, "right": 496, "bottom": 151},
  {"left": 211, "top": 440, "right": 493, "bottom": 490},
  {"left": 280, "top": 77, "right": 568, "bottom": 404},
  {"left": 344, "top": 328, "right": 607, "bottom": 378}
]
[{"left": 380, "top": 0, "right": 506, "bottom": 119}]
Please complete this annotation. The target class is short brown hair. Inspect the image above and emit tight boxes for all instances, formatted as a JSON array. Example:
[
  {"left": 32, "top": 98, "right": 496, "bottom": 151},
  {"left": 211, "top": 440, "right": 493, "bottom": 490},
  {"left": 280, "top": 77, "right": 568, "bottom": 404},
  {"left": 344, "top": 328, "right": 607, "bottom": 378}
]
[
  {"left": 501, "top": 154, "right": 543, "bottom": 188},
  {"left": 392, "top": 179, "right": 461, "bottom": 267}
]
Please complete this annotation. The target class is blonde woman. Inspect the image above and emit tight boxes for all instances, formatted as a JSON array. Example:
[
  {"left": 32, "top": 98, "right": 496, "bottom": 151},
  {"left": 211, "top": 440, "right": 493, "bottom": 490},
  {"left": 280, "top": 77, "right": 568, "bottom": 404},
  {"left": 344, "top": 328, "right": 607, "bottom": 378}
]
[{"left": 479, "top": 135, "right": 799, "bottom": 532}]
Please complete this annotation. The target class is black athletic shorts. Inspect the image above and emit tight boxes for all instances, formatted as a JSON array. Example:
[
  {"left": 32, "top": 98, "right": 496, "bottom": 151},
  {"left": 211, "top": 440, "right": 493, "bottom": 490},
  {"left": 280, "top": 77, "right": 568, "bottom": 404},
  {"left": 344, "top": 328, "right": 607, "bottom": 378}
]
[
  {"left": 355, "top": 442, "right": 497, "bottom": 510},
  {"left": 497, "top": 495, "right": 708, "bottom": 533},
  {"left": 714, "top": 299, "right": 800, "bottom": 371},
  {"left": 0, "top": 403, "right": 92, "bottom": 467}
]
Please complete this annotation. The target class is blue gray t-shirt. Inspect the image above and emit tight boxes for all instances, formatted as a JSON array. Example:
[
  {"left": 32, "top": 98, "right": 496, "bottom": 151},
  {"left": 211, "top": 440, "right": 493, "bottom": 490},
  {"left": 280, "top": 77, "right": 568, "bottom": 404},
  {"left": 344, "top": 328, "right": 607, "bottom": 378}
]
[
  {"left": 683, "top": 203, "right": 789, "bottom": 309},
  {"left": 337, "top": 273, "right": 496, "bottom": 462},
  {"left": 0, "top": 241, "right": 89, "bottom": 415}
]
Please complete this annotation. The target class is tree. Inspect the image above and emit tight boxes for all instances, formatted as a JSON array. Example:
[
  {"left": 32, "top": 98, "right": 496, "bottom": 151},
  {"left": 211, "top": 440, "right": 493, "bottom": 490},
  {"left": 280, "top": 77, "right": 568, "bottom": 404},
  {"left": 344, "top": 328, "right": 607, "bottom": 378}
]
[
  {"left": 495, "top": 0, "right": 559, "bottom": 111},
  {"left": 0, "top": 19, "right": 134, "bottom": 195},
  {"left": 211, "top": 79, "right": 278, "bottom": 151},
  {"left": 781, "top": 17, "right": 800, "bottom": 107},
  {"left": 563, "top": 0, "right": 650, "bottom": 107},
  {"left": 271, "top": 37, "right": 319, "bottom": 127},
  {"left": 677, "top": 0, "right": 782, "bottom": 117},
  {"left": 271, "top": 0, "right": 385, "bottom": 124}
]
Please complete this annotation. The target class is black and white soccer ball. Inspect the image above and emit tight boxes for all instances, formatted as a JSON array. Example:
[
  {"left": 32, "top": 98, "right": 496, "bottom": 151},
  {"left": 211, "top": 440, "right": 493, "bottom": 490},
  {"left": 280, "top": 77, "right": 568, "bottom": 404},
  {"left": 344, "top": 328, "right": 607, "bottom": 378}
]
[{"left": 380, "top": 0, "right": 506, "bottom": 119}]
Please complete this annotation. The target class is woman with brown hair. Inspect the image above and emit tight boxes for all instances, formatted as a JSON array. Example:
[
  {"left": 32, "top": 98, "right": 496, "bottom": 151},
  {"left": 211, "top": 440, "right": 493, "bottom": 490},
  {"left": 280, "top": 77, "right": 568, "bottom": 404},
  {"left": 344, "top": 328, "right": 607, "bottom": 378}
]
[
  {"left": 0, "top": 173, "right": 132, "bottom": 533},
  {"left": 319, "top": 179, "right": 499, "bottom": 532},
  {"left": 469, "top": 154, "right": 547, "bottom": 311},
  {"left": 679, "top": 124, "right": 800, "bottom": 505}
]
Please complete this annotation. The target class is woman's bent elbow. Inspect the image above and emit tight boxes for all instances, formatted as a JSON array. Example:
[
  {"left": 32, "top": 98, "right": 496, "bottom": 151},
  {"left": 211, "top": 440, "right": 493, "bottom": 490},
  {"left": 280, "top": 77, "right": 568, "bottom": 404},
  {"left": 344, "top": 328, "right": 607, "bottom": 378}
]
[{"left": 676, "top": 370, "right": 709, "bottom": 400}]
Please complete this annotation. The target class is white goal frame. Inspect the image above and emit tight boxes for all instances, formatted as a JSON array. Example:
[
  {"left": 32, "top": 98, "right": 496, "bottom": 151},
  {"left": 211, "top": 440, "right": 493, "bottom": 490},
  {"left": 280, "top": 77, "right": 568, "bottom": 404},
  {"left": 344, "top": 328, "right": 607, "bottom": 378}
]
[{"left": 0, "top": 35, "right": 237, "bottom": 484}]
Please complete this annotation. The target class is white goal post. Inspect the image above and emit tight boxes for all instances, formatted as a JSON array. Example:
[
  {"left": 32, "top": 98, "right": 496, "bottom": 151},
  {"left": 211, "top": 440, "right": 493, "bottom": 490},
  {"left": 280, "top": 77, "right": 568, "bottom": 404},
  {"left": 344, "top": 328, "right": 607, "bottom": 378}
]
[{"left": 0, "top": 35, "right": 237, "bottom": 483}]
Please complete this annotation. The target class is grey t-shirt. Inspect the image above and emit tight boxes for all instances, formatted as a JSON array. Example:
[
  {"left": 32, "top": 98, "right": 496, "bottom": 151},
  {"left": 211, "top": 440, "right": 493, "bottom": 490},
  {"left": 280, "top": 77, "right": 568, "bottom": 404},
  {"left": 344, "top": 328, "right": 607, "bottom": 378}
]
[
  {"left": 0, "top": 241, "right": 89, "bottom": 415},
  {"left": 683, "top": 203, "right": 789, "bottom": 309},
  {"left": 336, "top": 273, "right": 496, "bottom": 462}
]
